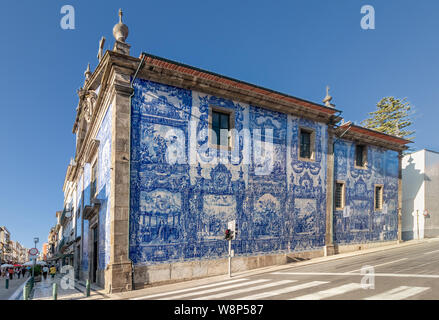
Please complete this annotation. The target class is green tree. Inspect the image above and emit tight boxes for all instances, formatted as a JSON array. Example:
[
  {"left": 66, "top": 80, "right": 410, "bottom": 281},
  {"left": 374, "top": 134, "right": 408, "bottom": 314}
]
[{"left": 361, "top": 97, "right": 415, "bottom": 141}]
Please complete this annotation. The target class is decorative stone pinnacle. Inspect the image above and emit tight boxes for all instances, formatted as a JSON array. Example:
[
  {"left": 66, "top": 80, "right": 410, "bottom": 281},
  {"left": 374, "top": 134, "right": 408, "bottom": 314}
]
[
  {"left": 97, "top": 36, "right": 106, "bottom": 61},
  {"left": 113, "top": 8, "right": 129, "bottom": 43},
  {"left": 323, "top": 85, "right": 334, "bottom": 108},
  {"left": 84, "top": 63, "right": 92, "bottom": 82}
]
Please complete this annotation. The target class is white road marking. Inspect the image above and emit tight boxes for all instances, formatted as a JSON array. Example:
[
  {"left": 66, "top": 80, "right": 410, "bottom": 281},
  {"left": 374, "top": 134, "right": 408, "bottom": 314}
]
[
  {"left": 158, "top": 279, "right": 269, "bottom": 300},
  {"left": 347, "top": 258, "right": 408, "bottom": 273},
  {"left": 394, "top": 259, "right": 439, "bottom": 273},
  {"left": 271, "top": 272, "right": 439, "bottom": 279},
  {"left": 236, "top": 281, "right": 329, "bottom": 300},
  {"left": 423, "top": 250, "right": 439, "bottom": 255},
  {"left": 131, "top": 278, "right": 249, "bottom": 300},
  {"left": 290, "top": 283, "right": 361, "bottom": 300},
  {"left": 364, "top": 286, "right": 430, "bottom": 300},
  {"left": 192, "top": 280, "right": 295, "bottom": 300}
]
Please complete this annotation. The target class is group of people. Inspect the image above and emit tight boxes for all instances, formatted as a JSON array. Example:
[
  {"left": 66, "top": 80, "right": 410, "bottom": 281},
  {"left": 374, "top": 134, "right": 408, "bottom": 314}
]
[
  {"left": 1, "top": 264, "right": 58, "bottom": 281},
  {"left": 41, "top": 265, "right": 57, "bottom": 280},
  {"left": 1, "top": 266, "right": 31, "bottom": 280}
]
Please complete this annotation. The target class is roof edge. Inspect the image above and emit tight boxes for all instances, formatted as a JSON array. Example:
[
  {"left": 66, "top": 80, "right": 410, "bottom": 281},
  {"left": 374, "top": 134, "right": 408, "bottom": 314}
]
[
  {"left": 338, "top": 121, "right": 412, "bottom": 146},
  {"left": 140, "top": 51, "right": 342, "bottom": 116}
]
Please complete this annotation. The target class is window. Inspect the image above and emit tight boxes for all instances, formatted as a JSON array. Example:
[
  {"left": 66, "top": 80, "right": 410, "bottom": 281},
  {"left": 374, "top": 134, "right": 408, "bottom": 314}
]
[
  {"left": 335, "top": 182, "right": 345, "bottom": 210},
  {"left": 355, "top": 144, "right": 367, "bottom": 168},
  {"left": 90, "top": 162, "right": 97, "bottom": 200},
  {"left": 299, "top": 128, "right": 315, "bottom": 160},
  {"left": 210, "top": 108, "right": 234, "bottom": 148},
  {"left": 375, "top": 185, "right": 383, "bottom": 210}
]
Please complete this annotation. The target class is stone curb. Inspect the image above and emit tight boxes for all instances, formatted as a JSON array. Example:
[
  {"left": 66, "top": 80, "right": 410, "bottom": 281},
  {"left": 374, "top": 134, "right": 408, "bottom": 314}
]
[{"left": 8, "top": 277, "right": 32, "bottom": 300}]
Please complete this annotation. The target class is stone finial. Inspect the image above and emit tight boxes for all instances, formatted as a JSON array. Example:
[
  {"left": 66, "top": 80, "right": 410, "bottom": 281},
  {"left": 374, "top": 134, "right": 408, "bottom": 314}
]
[
  {"left": 84, "top": 63, "right": 92, "bottom": 80},
  {"left": 97, "top": 36, "right": 106, "bottom": 61},
  {"left": 112, "top": 8, "right": 129, "bottom": 43},
  {"left": 323, "top": 85, "right": 335, "bottom": 108}
]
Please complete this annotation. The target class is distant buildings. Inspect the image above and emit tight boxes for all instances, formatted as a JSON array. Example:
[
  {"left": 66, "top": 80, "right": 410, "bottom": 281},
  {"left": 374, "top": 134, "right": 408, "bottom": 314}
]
[
  {"left": 402, "top": 149, "right": 439, "bottom": 240},
  {"left": 45, "top": 206, "right": 77, "bottom": 273},
  {"left": 0, "top": 226, "right": 29, "bottom": 264},
  {"left": 42, "top": 243, "right": 48, "bottom": 260},
  {"left": 0, "top": 226, "right": 11, "bottom": 263}
]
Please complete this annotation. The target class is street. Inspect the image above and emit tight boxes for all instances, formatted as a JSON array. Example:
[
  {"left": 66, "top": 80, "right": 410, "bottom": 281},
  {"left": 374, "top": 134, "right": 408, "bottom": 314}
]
[{"left": 128, "top": 239, "right": 439, "bottom": 300}]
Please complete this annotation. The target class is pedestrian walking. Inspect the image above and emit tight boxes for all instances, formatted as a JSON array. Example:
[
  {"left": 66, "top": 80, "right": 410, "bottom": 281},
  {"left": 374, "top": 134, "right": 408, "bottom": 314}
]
[
  {"left": 21, "top": 268, "right": 26, "bottom": 278},
  {"left": 16, "top": 268, "right": 21, "bottom": 279},
  {"left": 49, "top": 265, "right": 56, "bottom": 279},
  {"left": 8, "top": 268, "right": 13, "bottom": 280},
  {"left": 42, "top": 266, "right": 49, "bottom": 280}
]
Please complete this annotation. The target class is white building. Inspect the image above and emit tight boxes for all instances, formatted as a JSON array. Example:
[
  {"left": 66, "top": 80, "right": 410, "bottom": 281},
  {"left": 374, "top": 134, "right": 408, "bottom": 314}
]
[{"left": 402, "top": 149, "right": 439, "bottom": 240}]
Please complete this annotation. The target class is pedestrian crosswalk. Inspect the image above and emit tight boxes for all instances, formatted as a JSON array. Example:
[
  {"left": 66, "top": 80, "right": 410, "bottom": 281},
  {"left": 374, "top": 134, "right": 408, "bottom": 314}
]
[
  {"left": 132, "top": 277, "right": 430, "bottom": 301},
  {"left": 290, "top": 283, "right": 361, "bottom": 300},
  {"left": 364, "top": 286, "right": 430, "bottom": 300},
  {"left": 237, "top": 281, "right": 329, "bottom": 300}
]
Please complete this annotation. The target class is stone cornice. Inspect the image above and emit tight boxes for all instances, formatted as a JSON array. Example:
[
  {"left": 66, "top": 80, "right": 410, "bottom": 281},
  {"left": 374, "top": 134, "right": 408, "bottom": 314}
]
[
  {"left": 62, "top": 163, "right": 76, "bottom": 193},
  {"left": 84, "top": 139, "right": 100, "bottom": 164}
]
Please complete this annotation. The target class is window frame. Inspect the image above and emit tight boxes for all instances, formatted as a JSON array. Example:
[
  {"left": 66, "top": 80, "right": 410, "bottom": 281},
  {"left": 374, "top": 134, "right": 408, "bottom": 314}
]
[
  {"left": 374, "top": 184, "right": 384, "bottom": 211},
  {"left": 335, "top": 181, "right": 346, "bottom": 210},
  {"left": 208, "top": 106, "right": 235, "bottom": 150},
  {"left": 90, "top": 157, "right": 98, "bottom": 201},
  {"left": 298, "top": 127, "right": 316, "bottom": 162},
  {"left": 354, "top": 144, "right": 368, "bottom": 169}
]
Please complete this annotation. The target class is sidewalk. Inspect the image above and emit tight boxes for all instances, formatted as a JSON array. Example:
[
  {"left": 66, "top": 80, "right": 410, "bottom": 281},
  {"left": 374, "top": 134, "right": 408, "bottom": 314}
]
[
  {"left": 32, "top": 274, "right": 110, "bottom": 300},
  {"left": 0, "top": 276, "right": 28, "bottom": 300}
]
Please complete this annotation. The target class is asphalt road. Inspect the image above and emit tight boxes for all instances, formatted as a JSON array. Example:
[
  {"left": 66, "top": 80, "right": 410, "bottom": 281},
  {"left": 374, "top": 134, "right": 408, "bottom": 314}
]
[{"left": 132, "top": 239, "right": 439, "bottom": 300}]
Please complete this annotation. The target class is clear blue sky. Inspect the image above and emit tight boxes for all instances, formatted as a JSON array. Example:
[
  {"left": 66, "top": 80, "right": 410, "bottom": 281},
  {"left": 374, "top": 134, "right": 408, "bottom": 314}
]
[{"left": 1, "top": 0, "right": 438, "bottom": 250}]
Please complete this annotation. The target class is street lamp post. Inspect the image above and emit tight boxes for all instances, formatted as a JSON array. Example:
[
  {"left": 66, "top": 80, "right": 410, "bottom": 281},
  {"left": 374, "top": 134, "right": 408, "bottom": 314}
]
[{"left": 32, "top": 237, "right": 39, "bottom": 278}]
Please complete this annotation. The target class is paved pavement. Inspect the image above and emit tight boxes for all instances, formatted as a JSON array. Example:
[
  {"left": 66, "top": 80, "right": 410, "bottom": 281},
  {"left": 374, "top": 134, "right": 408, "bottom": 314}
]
[
  {"left": 118, "top": 238, "right": 439, "bottom": 300},
  {"left": 32, "top": 274, "right": 83, "bottom": 300},
  {"left": 32, "top": 274, "right": 110, "bottom": 300},
  {"left": 0, "top": 276, "right": 28, "bottom": 300}
]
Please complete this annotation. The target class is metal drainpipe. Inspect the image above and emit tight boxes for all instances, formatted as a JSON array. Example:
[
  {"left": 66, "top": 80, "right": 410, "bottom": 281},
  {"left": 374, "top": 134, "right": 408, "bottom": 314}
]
[
  {"left": 127, "top": 53, "right": 146, "bottom": 290},
  {"left": 329, "top": 112, "right": 350, "bottom": 250}
]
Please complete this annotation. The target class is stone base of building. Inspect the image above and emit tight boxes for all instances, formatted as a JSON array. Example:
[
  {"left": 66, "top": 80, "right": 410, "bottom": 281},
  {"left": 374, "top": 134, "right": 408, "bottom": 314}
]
[
  {"left": 424, "top": 228, "right": 439, "bottom": 239},
  {"left": 323, "top": 244, "right": 337, "bottom": 256},
  {"left": 132, "top": 248, "right": 325, "bottom": 289},
  {"left": 334, "top": 240, "right": 398, "bottom": 254},
  {"left": 105, "top": 262, "right": 133, "bottom": 293}
]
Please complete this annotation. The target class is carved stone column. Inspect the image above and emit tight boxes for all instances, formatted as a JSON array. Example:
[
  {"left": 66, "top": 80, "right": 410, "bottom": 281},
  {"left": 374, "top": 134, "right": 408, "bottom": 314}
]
[{"left": 105, "top": 71, "right": 133, "bottom": 293}]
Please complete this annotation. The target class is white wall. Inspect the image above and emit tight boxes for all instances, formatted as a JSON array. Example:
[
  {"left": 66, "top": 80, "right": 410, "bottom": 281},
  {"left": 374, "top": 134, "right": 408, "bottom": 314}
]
[
  {"left": 402, "top": 150, "right": 425, "bottom": 240},
  {"left": 425, "top": 150, "right": 439, "bottom": 237}
]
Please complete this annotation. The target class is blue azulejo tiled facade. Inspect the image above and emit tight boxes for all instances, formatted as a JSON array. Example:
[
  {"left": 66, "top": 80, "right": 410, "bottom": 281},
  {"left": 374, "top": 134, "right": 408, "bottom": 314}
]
[
  {"left": 129, "top": 78, "right": 329, "bottom": 266},
  {"left": 81, "top": 105, "right": 112, "bottom": 276},
  {"left": 333, "top": 139, "right": 399, "bottom": 244}
]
